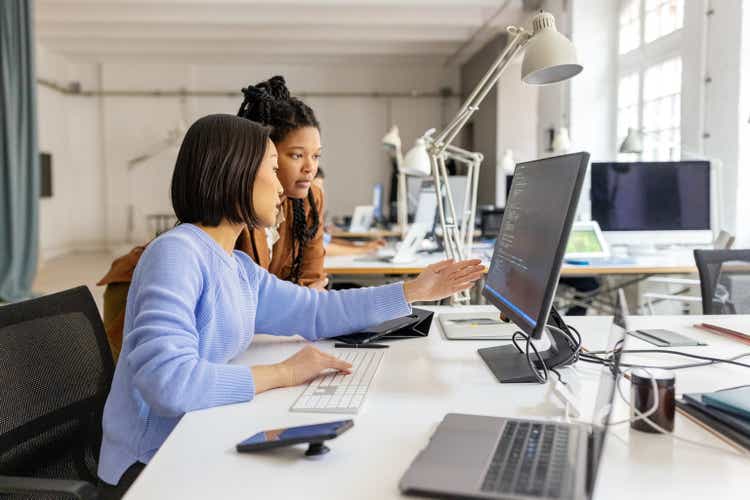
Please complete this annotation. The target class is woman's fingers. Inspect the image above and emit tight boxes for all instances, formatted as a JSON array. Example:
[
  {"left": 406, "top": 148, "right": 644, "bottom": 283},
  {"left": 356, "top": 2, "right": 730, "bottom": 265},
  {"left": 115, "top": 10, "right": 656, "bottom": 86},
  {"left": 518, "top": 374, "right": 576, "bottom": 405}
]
[
  {"left": 427, "top": 259, "right": 455, "bottom": 273},
  {"left": 447, "top": 265, "right": 485, "bottom": 283}
]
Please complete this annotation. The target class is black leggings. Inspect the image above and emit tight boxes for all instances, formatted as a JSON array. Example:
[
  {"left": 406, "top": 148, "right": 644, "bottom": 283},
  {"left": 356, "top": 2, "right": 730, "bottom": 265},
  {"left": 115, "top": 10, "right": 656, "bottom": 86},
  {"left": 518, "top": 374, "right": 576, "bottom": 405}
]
[{"left": 98, "top": 462, "right": 145, "bottom": 500}]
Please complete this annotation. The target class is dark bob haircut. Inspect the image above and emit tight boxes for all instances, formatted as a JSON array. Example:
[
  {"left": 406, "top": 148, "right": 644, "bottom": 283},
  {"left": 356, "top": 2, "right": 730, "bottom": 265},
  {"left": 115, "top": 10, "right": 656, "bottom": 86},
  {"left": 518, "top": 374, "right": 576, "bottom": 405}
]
[{"left": 171, "top": 114, "right": 270, "bottom": 228}]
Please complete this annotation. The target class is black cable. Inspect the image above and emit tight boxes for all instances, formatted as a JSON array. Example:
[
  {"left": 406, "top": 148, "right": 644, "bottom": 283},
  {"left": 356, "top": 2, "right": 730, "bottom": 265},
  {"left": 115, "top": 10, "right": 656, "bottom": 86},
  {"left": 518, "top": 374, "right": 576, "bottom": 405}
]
[
  {"left": 580, "top": 349, "right": 750, "bottom": 371},
  {"left": 550, "top": 368, "right": 566, "bottom": 385},
  {"left": 586, "top": 349, "right": 750, "bottom": 370},
  {"left": 511, "top": 330, "right": 549, "bottom": 383}
]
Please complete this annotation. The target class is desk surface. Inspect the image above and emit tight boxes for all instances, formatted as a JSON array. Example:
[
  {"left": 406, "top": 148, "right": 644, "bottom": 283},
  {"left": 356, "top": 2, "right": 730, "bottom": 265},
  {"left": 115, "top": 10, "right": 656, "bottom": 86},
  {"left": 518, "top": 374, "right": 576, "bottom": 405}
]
[
  {"left": 324, "top": 252, "right": 698, "bottom": 276},
  {"left": 330, "top": 229, "right": 403, "bottom": 239},
  {"left": 125, "top": 309, "right": 749, "bottom": 500}
]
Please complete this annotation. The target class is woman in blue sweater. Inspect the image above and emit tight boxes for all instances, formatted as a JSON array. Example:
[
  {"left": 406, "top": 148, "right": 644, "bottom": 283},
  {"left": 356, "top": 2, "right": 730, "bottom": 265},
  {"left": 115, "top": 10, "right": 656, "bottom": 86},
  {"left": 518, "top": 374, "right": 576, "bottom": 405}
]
[{"left": 98, "top": 114, "right": 483, "bottom": 496}]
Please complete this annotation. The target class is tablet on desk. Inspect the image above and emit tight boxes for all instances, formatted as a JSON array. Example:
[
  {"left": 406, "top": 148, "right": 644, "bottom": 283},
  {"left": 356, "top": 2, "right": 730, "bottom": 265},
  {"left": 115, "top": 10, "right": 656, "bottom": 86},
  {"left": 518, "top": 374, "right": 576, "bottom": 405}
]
[{"left": 565, "top": 221, "right": 610, "bottom": 259}]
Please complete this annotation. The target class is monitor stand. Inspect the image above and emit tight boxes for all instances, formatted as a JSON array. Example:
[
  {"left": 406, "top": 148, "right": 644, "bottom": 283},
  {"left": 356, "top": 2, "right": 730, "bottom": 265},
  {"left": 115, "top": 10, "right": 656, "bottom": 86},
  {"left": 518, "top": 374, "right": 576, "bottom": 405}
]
[{"left": 477, "top": 326, "right": 575, "bottom": 383}]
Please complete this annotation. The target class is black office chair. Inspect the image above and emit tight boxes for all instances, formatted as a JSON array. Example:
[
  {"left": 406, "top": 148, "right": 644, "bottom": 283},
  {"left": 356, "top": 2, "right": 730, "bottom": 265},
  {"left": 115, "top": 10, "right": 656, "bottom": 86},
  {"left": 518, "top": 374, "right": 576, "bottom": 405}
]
[
  {"left": 694, "top": 249, "right": 750, "bottom": 314},
  {"left": 0, "top": 286, "right": 114, "bottom": 499},
  {"left": 479, "top": 208, "right": 504, "bottom": 238}
]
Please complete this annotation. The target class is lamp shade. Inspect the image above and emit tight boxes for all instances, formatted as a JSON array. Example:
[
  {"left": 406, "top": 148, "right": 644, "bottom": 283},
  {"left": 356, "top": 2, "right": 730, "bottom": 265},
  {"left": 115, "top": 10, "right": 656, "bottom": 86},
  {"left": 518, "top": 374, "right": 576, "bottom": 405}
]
[
  {"left": 619, "top": 127, "right": 643, "bottom": 153},
  {"left": 382, "top": 125, "right": 401, "bottom": 150},
  {"left": 402, "top": 137, "right": 432, "bottom": 176},
  {"left": 552, "top": 126, "right": 571, "bottom": 153},
  {"left": 522, "top": 12, "right": 582, "bottom": 85}
]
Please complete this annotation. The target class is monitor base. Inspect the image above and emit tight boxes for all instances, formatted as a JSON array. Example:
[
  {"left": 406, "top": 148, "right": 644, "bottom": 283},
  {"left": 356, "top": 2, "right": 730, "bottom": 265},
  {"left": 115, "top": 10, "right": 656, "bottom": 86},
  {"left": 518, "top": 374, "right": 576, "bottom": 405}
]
[{"left": 478, "top": 327, "right": 576, "bottom": 383}]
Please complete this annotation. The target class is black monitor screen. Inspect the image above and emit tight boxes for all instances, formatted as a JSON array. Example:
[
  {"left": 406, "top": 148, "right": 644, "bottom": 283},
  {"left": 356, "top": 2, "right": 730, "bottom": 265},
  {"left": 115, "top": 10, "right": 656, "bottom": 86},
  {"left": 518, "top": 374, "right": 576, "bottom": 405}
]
[
  {"left": 590, "top": 161, "right": 710, "bottom": 231},
  {"left": 483, "top": 153, "right": 588, "bottom": 338}
]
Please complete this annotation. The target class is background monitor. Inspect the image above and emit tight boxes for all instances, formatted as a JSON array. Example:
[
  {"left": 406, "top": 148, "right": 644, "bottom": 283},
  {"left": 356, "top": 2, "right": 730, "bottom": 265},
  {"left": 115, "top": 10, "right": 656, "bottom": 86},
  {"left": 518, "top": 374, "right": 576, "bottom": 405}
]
[
  {"left": 590, "top": 161, "right": 712, "bottom": 245},
  {"left": 372, "top": 183, "right": 383, "bottom": 220},
  {"left": 414, "top": 181, "right": 438, "bottom": 230},
  {"left": 482, "top": 152, "right": 589, "bottom": 339}
]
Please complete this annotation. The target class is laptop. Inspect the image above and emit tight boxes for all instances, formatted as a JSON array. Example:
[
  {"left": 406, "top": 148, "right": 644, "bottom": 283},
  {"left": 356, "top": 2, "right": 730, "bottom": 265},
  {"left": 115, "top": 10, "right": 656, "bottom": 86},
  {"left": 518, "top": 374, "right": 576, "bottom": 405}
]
[
  {"left": 349, "top": 205, "right": 374, "bottom": 233},
  {"left": 439, "top": 312, "right": 518, "bottom": 340},
  {"left": 400, "top": 292, "right": 628, "bottom": 500}
]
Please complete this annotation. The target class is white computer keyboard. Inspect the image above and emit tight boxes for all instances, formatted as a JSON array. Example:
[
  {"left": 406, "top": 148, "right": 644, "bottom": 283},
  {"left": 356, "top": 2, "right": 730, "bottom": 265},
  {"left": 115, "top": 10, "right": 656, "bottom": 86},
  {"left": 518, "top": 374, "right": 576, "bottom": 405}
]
[{"left": 289, "top": 349, "right": 385, "bottom": 414}]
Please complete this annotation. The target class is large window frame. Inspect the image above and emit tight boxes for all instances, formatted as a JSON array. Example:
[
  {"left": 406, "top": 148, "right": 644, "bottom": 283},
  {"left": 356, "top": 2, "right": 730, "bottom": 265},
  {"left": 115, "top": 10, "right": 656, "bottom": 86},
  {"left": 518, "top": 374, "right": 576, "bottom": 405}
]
[{"left": 616, "top": 0, "right": 684, "bottom": 160}]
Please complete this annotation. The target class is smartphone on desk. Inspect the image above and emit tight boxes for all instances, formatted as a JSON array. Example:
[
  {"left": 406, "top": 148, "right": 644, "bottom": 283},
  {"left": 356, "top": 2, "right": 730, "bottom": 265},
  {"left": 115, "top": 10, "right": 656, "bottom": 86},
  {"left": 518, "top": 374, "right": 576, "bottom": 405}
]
[
  {"left": 236, "top": 420, "right": 353, "bottom": 453},
  {"left": 628, "top": 328, "right": 706, "bottom": 347}
]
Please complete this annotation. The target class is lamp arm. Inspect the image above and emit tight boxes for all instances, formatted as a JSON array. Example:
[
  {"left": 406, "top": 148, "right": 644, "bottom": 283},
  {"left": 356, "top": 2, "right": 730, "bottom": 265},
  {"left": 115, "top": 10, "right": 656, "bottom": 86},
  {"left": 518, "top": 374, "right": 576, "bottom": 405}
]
[{"left": 432, "top": 28, "right": 530, "bottom": 153}]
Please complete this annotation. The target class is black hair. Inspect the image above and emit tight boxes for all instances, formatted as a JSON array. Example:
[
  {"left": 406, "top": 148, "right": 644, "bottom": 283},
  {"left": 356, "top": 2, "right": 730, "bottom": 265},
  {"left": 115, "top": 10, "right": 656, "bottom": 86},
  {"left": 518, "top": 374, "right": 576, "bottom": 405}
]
[
  {"left": 171, "top": 114, "right": 270, "bottom": 228},
  {"left": 237, "top": 75, "right": 321, "bottom": 283},
  {"left": 315, "top": 167, "right": 325, "bottom": 179}
]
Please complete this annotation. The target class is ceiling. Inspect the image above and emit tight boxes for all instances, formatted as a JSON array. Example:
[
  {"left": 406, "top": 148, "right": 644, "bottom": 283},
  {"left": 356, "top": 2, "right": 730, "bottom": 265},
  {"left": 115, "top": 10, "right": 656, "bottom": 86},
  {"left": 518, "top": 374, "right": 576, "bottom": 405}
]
[{"left": 35, "top": 0, "right": 545, "bottom": 65}]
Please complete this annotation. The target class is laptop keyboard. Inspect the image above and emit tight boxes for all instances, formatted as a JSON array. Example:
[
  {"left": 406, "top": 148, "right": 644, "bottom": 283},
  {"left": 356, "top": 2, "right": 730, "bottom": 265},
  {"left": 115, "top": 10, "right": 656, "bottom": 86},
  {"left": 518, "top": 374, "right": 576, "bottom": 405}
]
[{"left": 480, "top": 421, "right": 570, "bottom": 498}]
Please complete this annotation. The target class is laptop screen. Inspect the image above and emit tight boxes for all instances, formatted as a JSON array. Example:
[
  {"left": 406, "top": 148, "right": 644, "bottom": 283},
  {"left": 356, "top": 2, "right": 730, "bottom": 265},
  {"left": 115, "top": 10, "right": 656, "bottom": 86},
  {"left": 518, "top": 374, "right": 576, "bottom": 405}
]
[
  {"left": 587, "top": 290, "right": 628, "bottom": 495},
  {"left": 566, "top": 227, "right": 604, "bottom": 255}
]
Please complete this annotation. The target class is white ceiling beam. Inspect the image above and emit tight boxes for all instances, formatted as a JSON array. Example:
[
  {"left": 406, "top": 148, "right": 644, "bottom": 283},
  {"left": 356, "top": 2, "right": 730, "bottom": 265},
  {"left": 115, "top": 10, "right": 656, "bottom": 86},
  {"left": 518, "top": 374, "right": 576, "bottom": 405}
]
[
  {"left": 47, "top": 39, "right": 459, "bottom": 56},
  {"left": 34, "top": 3, "right": 494, "bottom": 27},
  {"left": 37, "top": 23, "right": 472, "bottom": 43}
]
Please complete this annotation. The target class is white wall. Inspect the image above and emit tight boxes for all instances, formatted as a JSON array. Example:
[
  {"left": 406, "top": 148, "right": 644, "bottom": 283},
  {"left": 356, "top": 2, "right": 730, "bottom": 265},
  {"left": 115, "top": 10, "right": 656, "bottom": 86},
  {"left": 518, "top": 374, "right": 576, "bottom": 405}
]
[
  {"left": 97, "top": 61, "right": 459, "bottom": 244},
  {"left": 736, "top": 1, "right": 750, "bottom": 247},
  {"left": 568, "top": 0, "right": 618, "bottom": 219},
  {"left": 461, "top": 33, "right": 538, "bottom": 207},
  {"left": 698, "top": 0, "right": 745, "bottom": 242},
  {"left": 35, "top": 47, "right": 105, "bottom": 262}
]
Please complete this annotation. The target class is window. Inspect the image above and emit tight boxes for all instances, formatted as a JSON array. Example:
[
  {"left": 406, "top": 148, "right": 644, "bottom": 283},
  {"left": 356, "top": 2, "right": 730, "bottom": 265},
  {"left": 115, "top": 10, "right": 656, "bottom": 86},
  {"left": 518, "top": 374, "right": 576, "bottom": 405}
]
[
  {"left": 616, "top": 0, "right": 684, "bottom": 159},
  {"left": 642, "top": 58, "right": 681, "bottom": 160},
  {"left": 644, "top": 0, "right": 684, "bottom": 43},
  {"left": 619, "top": 0, "right": 641, "bottom": 55},
  {"left": 617, "top": 73, "right": 639, "bottom": 144}
]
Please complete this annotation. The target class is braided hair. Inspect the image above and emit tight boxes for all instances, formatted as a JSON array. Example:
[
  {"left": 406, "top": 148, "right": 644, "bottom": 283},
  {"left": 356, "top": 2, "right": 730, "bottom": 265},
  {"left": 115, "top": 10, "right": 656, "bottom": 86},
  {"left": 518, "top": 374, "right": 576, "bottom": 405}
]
[{"left": 237, "top": 76, "right": 320, "bottom": 283}]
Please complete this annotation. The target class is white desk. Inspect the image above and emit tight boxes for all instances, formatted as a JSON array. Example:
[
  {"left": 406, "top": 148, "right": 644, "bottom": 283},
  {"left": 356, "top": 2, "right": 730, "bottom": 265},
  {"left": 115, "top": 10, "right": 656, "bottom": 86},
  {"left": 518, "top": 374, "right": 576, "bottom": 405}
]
[{"left": 124, "top": 309, "right": 750, "bottom": 499}]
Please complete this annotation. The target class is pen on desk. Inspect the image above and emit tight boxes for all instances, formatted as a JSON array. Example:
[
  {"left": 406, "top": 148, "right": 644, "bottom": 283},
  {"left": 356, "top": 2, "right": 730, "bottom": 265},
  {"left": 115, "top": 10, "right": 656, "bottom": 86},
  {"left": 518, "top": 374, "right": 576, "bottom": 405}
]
[
  {"left": 564, "top": 259, "right": 589, "bottom": 266},
  {"left": 334, "top": 343, "right": 389, "bottom": 349}
]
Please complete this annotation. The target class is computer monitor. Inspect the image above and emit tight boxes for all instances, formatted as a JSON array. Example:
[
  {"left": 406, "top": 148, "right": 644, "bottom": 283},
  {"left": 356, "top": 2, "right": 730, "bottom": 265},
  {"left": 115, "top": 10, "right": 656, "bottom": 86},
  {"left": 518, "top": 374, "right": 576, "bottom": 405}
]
[
  {"left": 479, "top": 152, "right": 589, "bottom": 383},
  {"left": 590, "top": 161, "right": 712, "bottom": 246},
  {"left": 372, "top": 183, "right": 384, "bottom": 221},
  {"left": 414, "top": 181, "right": 438, "bottom": 230},
  {"left": 445, "top": 176, "right": 468, "bottom": 225},
  {"left": 406, "top": 176, "right": 425, "bottom": 217}
]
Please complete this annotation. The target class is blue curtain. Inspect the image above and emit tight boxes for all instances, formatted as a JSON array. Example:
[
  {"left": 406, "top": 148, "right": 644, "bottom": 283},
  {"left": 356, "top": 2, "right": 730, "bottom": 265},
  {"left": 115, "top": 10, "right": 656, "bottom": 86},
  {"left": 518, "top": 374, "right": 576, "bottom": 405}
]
[{"left": 0, "top": 0, "right": 39, "bottom": 301}]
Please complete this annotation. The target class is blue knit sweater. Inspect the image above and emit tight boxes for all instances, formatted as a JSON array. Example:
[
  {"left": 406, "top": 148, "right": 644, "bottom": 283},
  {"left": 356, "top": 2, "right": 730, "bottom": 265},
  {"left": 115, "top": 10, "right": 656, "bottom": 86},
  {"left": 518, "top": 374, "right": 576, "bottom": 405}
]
[{"left": 98, "top": 223, "right": 411, "bottom": 485}]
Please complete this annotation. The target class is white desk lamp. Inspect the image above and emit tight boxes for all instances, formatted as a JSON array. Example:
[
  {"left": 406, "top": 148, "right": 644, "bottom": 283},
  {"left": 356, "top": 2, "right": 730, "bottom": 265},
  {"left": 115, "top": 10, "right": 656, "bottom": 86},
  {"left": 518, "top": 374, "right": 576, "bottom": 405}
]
[
  {"left": 404, "top": 11, "right": 582, "bottom": 300},
  {"left": 619, "top": 127, "right": 644, "bottom": 154},
  {"left": 383, "top": 125, "right": 432, "bottom": 235}
]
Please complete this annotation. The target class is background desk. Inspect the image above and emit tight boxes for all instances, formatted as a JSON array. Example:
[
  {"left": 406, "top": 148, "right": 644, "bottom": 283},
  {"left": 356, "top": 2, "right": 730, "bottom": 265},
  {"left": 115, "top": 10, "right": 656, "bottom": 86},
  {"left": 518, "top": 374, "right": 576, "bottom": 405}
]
[
  {"left": 323, "top": 253, "right": 697, "bottom": 277},
  {"left": 125, "top": 309, "right": 749, "bottom": 499}
]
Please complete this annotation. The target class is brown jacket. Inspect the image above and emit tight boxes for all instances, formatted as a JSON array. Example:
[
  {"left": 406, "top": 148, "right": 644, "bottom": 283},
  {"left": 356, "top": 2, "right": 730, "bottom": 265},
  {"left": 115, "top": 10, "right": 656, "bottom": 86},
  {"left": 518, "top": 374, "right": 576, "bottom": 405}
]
[{"left": 98, "top": 185, "right": 326, "bottom": 360}]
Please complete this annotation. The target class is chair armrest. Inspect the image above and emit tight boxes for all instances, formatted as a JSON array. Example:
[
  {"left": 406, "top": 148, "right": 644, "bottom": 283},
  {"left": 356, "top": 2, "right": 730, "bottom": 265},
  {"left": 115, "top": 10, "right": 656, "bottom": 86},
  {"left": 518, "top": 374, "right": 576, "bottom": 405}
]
[
  {"left": 645, "top": 277, "right": 700, "bottom": 286},
  {"left": 0, "top": 474, "right": 98, "bottom": 500},
  {"left": 642, "top": 293, "right": 702, "bottom": 302}
]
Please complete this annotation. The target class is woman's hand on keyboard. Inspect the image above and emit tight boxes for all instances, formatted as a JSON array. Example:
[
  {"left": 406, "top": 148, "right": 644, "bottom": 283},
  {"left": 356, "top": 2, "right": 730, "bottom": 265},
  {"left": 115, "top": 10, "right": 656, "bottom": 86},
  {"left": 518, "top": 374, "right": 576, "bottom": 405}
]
[
  {"left": 252, "top": 345, "right": 352, "bottom": 394},
  {"left": 279, "top": 345, "right": 353, "bottom": 386},
  {"left": 403, "top": 259, "right": 485, "bottom": 302}
]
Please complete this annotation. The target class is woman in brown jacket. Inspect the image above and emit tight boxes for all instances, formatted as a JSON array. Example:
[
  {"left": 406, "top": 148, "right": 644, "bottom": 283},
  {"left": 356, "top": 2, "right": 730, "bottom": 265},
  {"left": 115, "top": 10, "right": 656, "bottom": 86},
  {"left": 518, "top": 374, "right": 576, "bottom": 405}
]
[{"left": 99, "top": 76, "right": 327, "bottom": 360}]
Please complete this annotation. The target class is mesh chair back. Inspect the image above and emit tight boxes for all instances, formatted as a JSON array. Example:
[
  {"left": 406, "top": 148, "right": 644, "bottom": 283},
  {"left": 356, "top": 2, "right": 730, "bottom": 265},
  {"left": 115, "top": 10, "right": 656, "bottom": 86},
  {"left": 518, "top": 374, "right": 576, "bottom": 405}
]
[
  {"left": 0, "top": 286, "right": 114, "bottom": 486},
  {"left": 694, "top": 249, "right": 750, "bottom": 314}
]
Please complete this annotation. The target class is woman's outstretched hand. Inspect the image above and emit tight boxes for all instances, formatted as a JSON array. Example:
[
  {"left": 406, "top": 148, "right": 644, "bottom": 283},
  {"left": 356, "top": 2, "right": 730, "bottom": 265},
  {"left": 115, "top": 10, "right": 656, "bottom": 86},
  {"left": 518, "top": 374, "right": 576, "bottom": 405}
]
[{"left": 403, "top": 259, "right": 485, "bottom": 303}]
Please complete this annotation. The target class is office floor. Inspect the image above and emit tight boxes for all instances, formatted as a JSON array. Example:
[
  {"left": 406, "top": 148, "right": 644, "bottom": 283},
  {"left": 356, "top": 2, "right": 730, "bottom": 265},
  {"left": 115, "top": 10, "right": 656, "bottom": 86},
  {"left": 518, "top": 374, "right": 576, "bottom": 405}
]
[{"left": 32, "top": 251, "right": 114, "bottom": 313}]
